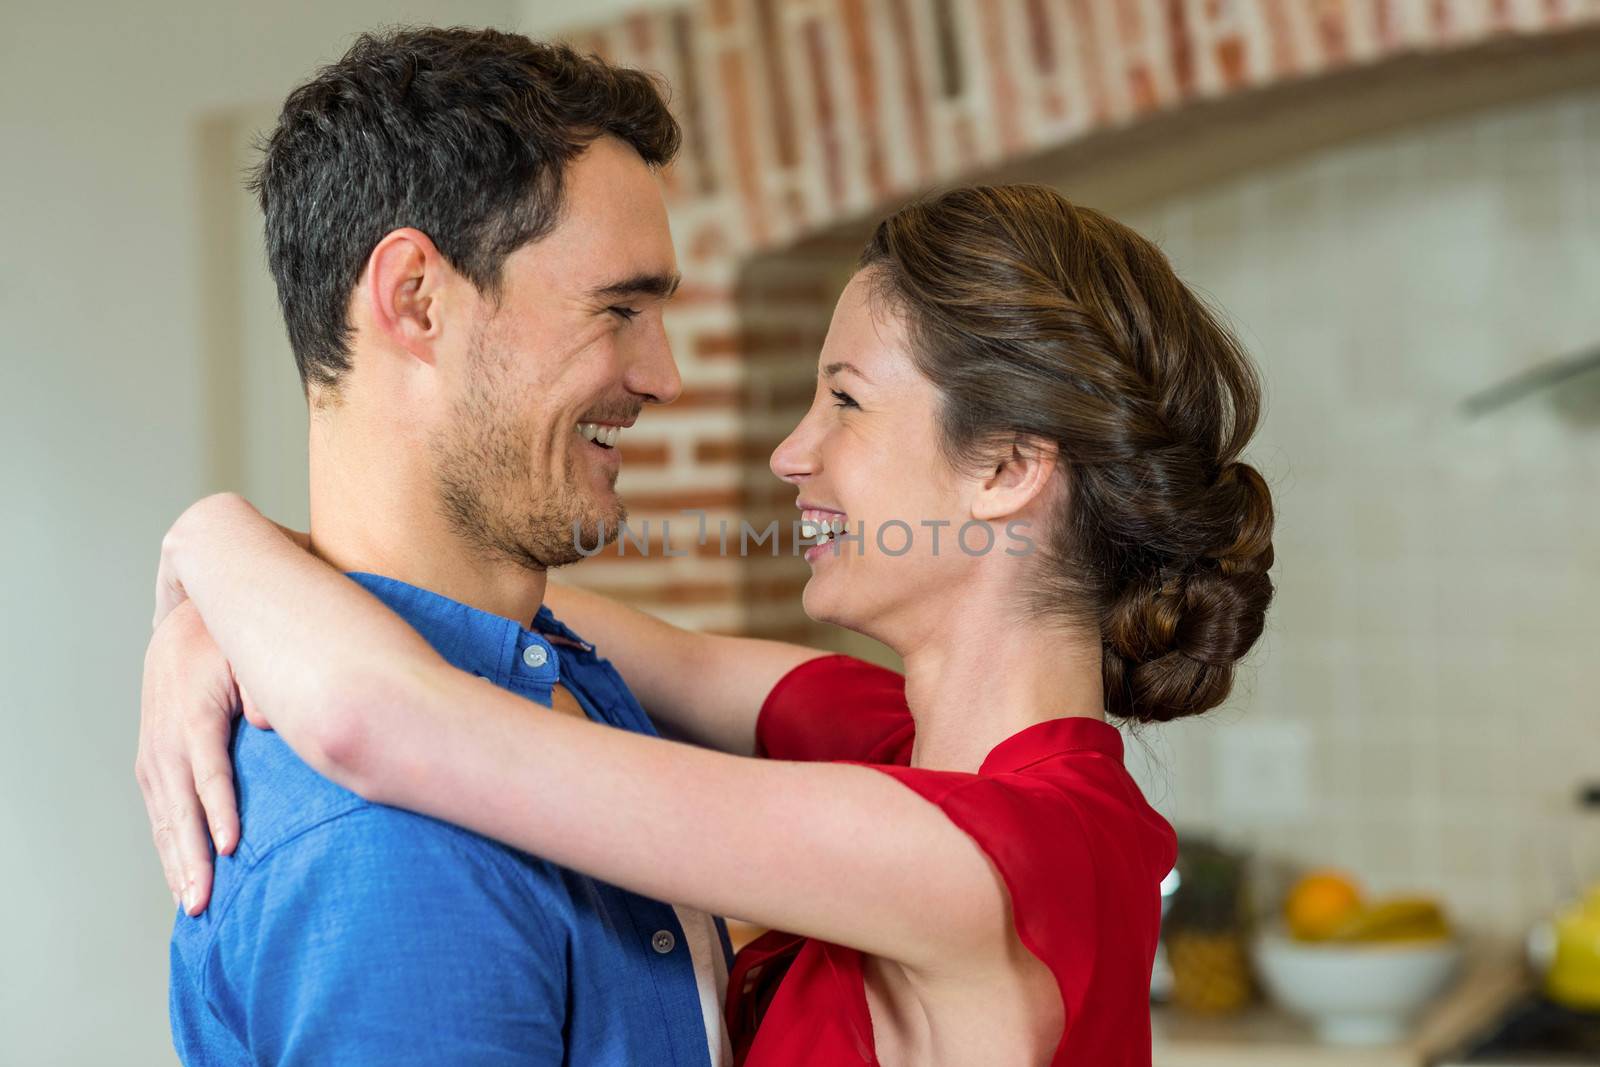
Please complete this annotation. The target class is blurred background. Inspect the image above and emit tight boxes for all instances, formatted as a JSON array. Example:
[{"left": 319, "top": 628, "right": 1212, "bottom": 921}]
[{"left": 4, "top": 1, "right": 1599, "bottom": 1064}]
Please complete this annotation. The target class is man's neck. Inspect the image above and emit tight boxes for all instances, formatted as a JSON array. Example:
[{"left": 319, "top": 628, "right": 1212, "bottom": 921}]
[{"left": 308, "top": 420, "right": 546, "bottom": 625}]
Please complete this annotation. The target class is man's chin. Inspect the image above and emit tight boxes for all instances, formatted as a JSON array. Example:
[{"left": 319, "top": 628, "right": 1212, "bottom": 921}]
[{"left": 551, "top": 502, "right": 627, "bottom": 563}]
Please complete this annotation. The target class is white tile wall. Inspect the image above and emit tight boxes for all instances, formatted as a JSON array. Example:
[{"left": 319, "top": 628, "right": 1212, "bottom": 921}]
[{"left": 1110, "top": 84, "right": 1600, "bottom": 936}]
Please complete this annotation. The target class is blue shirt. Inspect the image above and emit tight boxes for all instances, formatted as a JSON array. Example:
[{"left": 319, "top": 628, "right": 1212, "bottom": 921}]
[{"left": 170, "top": 573, "right": 732, "bottom": 1066}]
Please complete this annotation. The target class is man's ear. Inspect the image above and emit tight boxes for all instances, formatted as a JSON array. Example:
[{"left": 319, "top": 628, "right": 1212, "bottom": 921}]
[
  {"left": 359, "top": 227, "right": 454, "bottom": 366},
  {"left": 971, "top": 435, "right": 1059, "bottom": 523}
]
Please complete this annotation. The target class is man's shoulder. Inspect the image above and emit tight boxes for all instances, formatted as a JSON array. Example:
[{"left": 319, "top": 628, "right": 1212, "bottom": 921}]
[
  {"left": 170, "top": 737, "right": 575, "bottom": 1066},
  {"left": 226, "top": 723, "right": 367, "bottom": 852},
  {"left": 221, "top": 725, "right": 562, "bottom": 898},
  {"left": 175, "top": 726, "right": 570, "bottom": 966}
]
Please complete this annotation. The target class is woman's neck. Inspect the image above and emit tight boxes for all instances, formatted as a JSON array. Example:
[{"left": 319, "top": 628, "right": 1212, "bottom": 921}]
[{"left": 897, "top": 597, "right": 1105, "bottom": 772}]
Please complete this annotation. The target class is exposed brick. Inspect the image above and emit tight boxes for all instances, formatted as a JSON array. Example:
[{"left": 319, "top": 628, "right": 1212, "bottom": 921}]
[
  {"left": 624, "top": 486, "right": 746, "bottom": 511},
  {"left": 746, "top": 576, "right": 813, "bottom": 600},
  {"left": 581, "top": 28, "right": 614, "bottom": 63},
  {"left": 548, "top": 0, "right": 1600, "bottom": 644},
  {"left": 1025, "top": 0, "right": 1057, "bottom": 73},
  {"left": 575, "top": 544, "right": 685, "bottom": 565},
  {"left": 694, "top": 327, "right": 824, "bottom": 359},
  {"left": 951, "top": 111, "right": 979, "bottom": 170},
  {"left": 754, "top": 0, "right": 799, "bottom": 168},
  {"left": 931, "top": 0, "right": 964, "bottom": 98},
  {"left": 665, "top": 384, "right": 747, "bottom": 410},
  {"left": 1042, "top": 87, "right": 1067, "bottom": 122},
  {"left": 1261, "top": 0, "right": 1303, "bottom": 78},
  {"left": 688, "top": 221, "right": 732, "bottom": 263},
  {"left": 974, "top": 0, "right": 1024, "bottom": 155},
  {"left": 694, "top": 436, "right": 788, "bottom": 464},
  {"left": 840, "top": 0, "right": 890, "bottom": 200},
  {"left": 669, "top": 283, "right": 735, "bottom": 307},
  {"left": 733, "top": 279, "right": 836, "bottom": 305},
  {"left": 1430, "top": 0, "right": 1452, "bottom": 38},
  {"left": 588, "top": 575, "right": 812, "bottom": 607},
  {"left": 620, "top": 440, "right": 672, "bottom": 467},
  {"left": 768, "top": 377, "right": 821, "bottom": 409},
  {"left": 718, "top": 49, "right": 769, "bottom": 248},
  {"left": 886, "top": 0, "right": 936, "bottom": 181},
  {"left": 625, "top": 10, "right": 655, "bottom": 56},
  {"left": 1216, "top": 36, "right": 1249, "bottom": 89},
  {"left": 1373, "top": 0, "right": 1403, "bottom": 50},
  {"left": 733, "top": 621, "right": 822, "bottom": 644},
  {"left": 587, "top": 580, "right": 746, "bottom": 606},
  {"left": 1165, "top": 0, "right": 1196, "bottom": 100},
  {"left": 802, "top": 18, "right": 846, "bottom": 212},
  {"left": 670, "top": 11, "right": 717, "bottom": 198},
  {"left": 1129, "top": 64, "right": 1160, "bottom": 115},
  {"left": 1067, "top": 0, "right": 1112, "bottom": 121},
  {"left": 781, "top": 186, "right": 809, "bottom": 230},
  {"left": 1317, "top": 0, "right": 1351, "bottom": 65}
]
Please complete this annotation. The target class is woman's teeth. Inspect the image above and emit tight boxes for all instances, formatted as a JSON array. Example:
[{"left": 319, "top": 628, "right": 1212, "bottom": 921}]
[
  {"left": 578, "top": 422, "right": 621, "bottom": 449},
  {"left": 799, "top": 509, "right": 845, "bottom": 545}
]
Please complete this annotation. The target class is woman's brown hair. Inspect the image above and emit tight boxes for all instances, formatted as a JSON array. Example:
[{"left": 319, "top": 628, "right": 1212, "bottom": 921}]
[{"left": 860, "top": 184, "right": 1274, "bottom": 724}]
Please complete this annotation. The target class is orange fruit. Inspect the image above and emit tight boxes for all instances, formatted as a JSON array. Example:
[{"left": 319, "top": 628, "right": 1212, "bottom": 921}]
[{"left": 1284, "top": 870, "right": 1364, "bottom": 941}]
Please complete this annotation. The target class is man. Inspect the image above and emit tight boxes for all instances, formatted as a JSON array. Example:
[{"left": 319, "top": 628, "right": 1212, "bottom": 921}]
[{"left": 150, "top": 27, "right": 731, "bottom": 1065}]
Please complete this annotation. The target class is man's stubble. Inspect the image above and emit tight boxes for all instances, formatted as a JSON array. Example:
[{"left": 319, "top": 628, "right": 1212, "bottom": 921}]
[{"left": 431, "top": 326, "right": 625, "bottom": 572}]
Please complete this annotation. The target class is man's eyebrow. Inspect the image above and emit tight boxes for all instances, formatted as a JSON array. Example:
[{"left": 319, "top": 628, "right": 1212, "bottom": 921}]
[
  {"left": 588, "top": 272, "right": 682, "bottom": 301},
  {"left": 823, "top": 361, "right": 871, "bottom": 383}
]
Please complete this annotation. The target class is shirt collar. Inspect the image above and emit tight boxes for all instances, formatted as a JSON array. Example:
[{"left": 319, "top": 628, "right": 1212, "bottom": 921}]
[
  {"left": 979, "top": 715, "right": 1124, "bottom": 775},
  {"left": 346, "top": 572, "right": 562, "bottom": 691},
  {"left": 531, "top": 603, "right": 594, "bottom": 653}
]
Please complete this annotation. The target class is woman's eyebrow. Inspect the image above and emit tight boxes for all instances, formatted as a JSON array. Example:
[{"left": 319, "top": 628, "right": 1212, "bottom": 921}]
[
  {"left": 588, "top": 271, "right": 682, "bottom": 301},
  {"left": 823, "top": 360, "right": 871, "bottom": 383}
]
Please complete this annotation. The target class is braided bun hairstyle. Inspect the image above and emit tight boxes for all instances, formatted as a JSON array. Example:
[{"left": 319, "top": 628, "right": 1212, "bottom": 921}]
[{"left": 859, "top": 185, "right": 1274, "bottom": 724}]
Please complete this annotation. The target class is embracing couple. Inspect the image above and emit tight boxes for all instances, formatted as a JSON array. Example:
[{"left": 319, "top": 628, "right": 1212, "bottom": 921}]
[{"left": 136, "top": 24, "right": 1275, "bottom": 1067}]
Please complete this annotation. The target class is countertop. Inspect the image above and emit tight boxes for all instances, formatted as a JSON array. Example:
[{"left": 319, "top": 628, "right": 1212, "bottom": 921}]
[{"left": 1151, "top": 941, "right": 1529, "bottom": 1067}]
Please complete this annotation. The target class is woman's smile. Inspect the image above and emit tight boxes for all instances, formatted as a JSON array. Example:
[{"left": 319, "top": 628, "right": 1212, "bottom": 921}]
[{"left": 798, "top": 506, "right": 847, "bottom": 563}]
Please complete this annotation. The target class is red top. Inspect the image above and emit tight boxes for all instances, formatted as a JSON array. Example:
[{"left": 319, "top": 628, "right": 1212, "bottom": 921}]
[{"left": 726, "top": 654, "right": 1177, "bottom": 1067}]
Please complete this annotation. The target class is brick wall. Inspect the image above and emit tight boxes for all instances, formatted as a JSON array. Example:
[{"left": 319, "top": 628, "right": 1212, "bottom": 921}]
[{"left": 562, "top": 0, "right": 1600, "bottom": 638}]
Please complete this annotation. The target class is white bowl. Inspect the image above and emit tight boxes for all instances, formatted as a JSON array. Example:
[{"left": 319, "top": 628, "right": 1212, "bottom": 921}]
[{"left": 1253, "top": 932, "right": 1463, "bottom": 1045}]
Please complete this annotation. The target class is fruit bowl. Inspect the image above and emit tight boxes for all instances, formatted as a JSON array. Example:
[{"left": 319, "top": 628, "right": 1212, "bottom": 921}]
[{"left": 1253, "top": 932, "right": 1463, "bottom": 1045}]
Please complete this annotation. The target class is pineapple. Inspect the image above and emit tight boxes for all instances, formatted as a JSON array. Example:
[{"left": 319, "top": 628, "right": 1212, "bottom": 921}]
[{"left": 1164, "top": 837, "right": 1255, "bottom": 1014}]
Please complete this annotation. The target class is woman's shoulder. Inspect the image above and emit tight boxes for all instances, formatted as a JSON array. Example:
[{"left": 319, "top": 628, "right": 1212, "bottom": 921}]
[
  {"left": 755, "top": 653, "right": 916, "bottom": 765},
  {"left": 873, "top": 716, "right": 1177, "bottom": 893}
]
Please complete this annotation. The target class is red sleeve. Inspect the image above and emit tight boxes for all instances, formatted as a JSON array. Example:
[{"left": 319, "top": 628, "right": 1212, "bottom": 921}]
[
  {"left": 754, "top": 654, "right": 916, "bottom": 765},
  {"left": 869, "top": 758, "right": 1177, "bottom": 1065}
]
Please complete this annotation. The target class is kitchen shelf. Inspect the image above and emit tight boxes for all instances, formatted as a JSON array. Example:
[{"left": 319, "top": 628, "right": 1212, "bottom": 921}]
[{"left": 1151, "top": 939, "right": 1529, "bottom": 1067}]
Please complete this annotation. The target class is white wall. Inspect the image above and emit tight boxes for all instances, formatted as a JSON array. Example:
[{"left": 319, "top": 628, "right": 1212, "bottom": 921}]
[
  {"left": 0, "top": 3, "right": 680, "bottom": 1062},
  {"left": 1113, "top": 83, "right": 1600, "bottom": 936}
]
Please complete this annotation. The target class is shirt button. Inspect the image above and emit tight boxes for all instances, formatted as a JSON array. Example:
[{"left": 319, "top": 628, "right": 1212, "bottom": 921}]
[
  {"left": 522, "top": 645, "right": 548, "bottom": 668},
  {"left": 651, "top": 930, "right": 676, "bottom": 955}
]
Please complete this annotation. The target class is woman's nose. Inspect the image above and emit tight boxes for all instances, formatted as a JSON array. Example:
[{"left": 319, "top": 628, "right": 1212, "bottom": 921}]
[{"left": 770, "top": 415, "right": 817, "bottom": 485}]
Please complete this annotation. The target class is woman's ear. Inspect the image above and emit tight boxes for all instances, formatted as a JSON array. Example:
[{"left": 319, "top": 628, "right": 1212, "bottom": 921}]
[{"left": 971, "top": 435, "right": 1059, "bottom": 523}]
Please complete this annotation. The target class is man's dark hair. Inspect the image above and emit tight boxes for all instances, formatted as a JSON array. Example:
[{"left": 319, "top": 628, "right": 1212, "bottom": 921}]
[{"left": 249, "top": 26, "right": 681, "bottom": 392}]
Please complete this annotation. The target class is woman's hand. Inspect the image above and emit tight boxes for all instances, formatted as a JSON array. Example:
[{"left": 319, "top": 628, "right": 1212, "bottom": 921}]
[
  {"left": 137, "top": 599, "right": 252, "bottom": 915},
  {"left": 153, "top": 493, "right": 312, "bottom": 631}
]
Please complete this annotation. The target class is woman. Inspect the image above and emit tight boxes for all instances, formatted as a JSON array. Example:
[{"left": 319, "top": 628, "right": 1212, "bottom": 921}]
[{"left": 139, "top": 185, "right": 1274, "bottom": 1065}]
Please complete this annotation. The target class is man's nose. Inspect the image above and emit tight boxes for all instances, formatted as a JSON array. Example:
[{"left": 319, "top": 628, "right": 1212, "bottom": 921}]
[{"left": 626, "top": 318, "right": 682, "bottom": 405}]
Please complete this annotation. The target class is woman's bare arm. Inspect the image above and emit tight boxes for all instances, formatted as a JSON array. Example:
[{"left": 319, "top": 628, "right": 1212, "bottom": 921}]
[
  {"left": 155, "top": 493, "right": 1011, "bottom": 970},
  {"left": 541, "top": 582, "right": 826, "bottom": 755}
]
